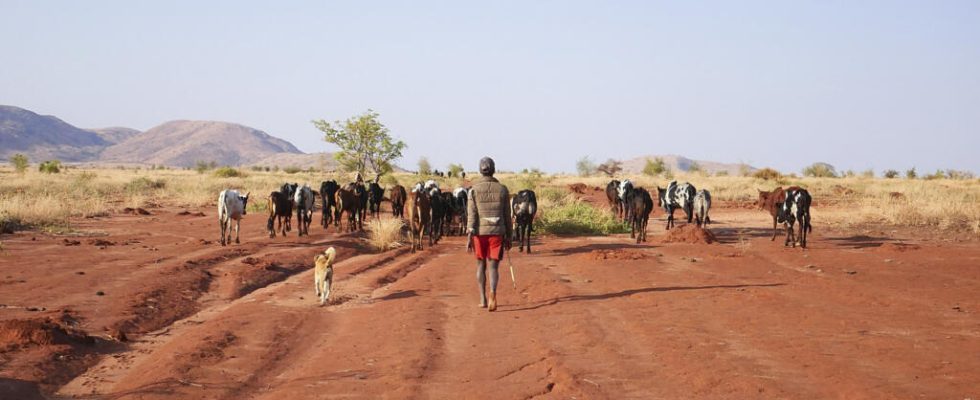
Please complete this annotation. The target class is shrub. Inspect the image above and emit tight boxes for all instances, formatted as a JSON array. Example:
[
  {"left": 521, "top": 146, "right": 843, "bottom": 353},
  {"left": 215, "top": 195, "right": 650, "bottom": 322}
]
[
  {"left": 213, "top": 167, "right": 245, "bottom": 178},
  {"left": 367, "top": 217, "right": 404, "bottom": 251},
  {"left": 715, "top": 170, "right": 730, "bottom": 177},
  {"left": 195, "top": 160, "right": 217, "bottom": 174},
  {"left": 38, "top": 160, "right": 62, "bottom": 174},
  {"left": 249, "top": 166, "right": 265, "bottom": 172},
  {"left": 515, "top": 168, "right": 544, "bottom": 190},
  {"left": 752, "top": 168, "right": 782, "bottom": 180},
  {"left": 10, "top": 154, "right": 28, "bottom": 174},
  {"left": 861, "top": 169, "right": 875, "bottom": 178},
  {"left": 283, "top": 166, "right": 302, "bottom": 174},
  {"left": 125, "top": 177, "right": 166, "bottom": 194},
  {"left": 945, "top": 170, "right": 975, "bottom": 180},
  {"left": 596, "top": 159, "right": 622, "bottom": 177},
  {"left": 643, "top": 157, "right": 668, "bottom": 176},
  {"left": 536, "top": 196, "right": 628, "bottom": 235},
  {"left": 417, "top": 157, "right": 432, "bottom": 176},
  {"left": 924, "top": 170, "right": 947, "bottom": 180},
  {"left": 576, "top": 156, "right": 597, "bottom": 177},
  {"left": 447, "top": 163, "right": 464, "bottom": 178},
  {"left": 802, "top": 162, "right": 837, "bottom": 178},
  {"left": 884, "top": 169, "right": 899, "bottom": 179},
  {"left": 906, "top": 167, "right": 917, "bottom": 179}
]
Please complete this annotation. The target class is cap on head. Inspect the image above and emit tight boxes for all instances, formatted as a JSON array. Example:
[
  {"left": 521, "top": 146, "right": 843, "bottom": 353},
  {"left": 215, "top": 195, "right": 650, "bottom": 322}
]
[{"left": 479, "top": 157, "right": 495, "bottom": 176}]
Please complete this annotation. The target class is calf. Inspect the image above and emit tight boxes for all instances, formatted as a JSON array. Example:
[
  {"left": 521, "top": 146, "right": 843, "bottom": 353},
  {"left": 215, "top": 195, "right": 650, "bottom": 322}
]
[
  {"left": 390, "top": 184, "right": 407, "bottom": 218},
  {"left": 218, "top": 189, "right": 249, "bottom": 246},
  {"left": 756, "top": 186, "right": 800, "bottom": 240},
  {"left": 267, "top": 191, "right": 292, "bottom": 237},
  {"left": 617, "top": 179, "right": 634, "bottom": 223},
  {"left": 511, "top": 189, "right": 538, "bottom": 252},
  {"left": 319, "top": 180, "right": 339, "bottom": 229},
  {"left": 294, "top": 184, "right": 315, "bottom": 236},
  {"left": 777, "top": 188, "right": 813, "bottom": 248},
  {"left": 605, "top": 180, "right": 622, "bottom": 218},
  {"left": 407, "top": 184, "right": 431, "bottom": 252},
  {"left": 656, "top": 181, "right": 696, "bottom": 230},
  {"left": 367, "top": 180, "right": 384, "bottom": 219},
  {"left": 693, "top": 189, "right": 712, "bottom": 227},
  {"left": 628, "top": 187, "right": 653, "bottom": 243}
]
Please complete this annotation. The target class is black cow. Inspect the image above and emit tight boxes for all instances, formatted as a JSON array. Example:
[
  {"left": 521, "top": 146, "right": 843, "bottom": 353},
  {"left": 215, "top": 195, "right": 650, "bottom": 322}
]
[
  {"left": 368, "top": 181, "right": 384, "bottom": 219},
  {"left": 428, "top": 188, "right": 445, "bottom": 244},
  {"left": 267, "top": 191, "right": 292, "bottom": 237},
  {"left": 280, "top": 183, "right": 298, "bottom": 232},
  {"left": 512, "top": 189, "right": 538, "bottom": 253},
  {"left": 319, "top": 180, "right": 339, "bottom": 229},
  {"left": 628, "top": 187, "right": 653, "bottom": 243}
]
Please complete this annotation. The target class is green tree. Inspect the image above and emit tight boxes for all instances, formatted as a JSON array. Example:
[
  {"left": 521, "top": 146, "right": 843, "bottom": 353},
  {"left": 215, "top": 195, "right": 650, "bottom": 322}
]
[
  {"left": 38, "top": 160, "right": 61, "bottom": 174},
  {"left": 905, "top": 167, "right": 917, "bottom": 179},
  {"left": 883, "top": 169, "right": 899, "bottom": 179},
  {"left": 10, "top": 154, "right": 28, "bottom": 174},
  {"left": 576, "top": 156, "right": 596, "bottom": 177},
  {"left": 417, "top": 157, "right": 432, "bottom": 175},
  {"left": 642, "top": 157, "right": 667, "bottom": 176},
  {"left": 312, "top": 110, "right": 406, "bottom": 176}
]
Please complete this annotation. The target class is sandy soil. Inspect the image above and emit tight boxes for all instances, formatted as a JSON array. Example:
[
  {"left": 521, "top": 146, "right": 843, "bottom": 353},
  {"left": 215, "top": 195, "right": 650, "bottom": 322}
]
[{"left": 1, "top": 199, "right": 978, "bottom": 399}]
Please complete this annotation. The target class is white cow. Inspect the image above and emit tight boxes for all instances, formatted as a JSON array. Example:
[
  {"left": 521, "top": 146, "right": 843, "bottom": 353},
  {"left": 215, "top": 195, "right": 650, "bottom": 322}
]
[{"left": 218, "top": 189, "right": 250, "bottom": 246}]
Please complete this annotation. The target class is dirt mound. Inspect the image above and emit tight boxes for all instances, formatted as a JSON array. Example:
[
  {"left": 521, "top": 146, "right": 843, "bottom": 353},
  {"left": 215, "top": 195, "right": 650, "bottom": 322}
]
[
  {"left": 659, "top": 225, "right": 716, "bottom": 244},
  {"left": 0, "top": 318, "right": 91, "bottom": 351},
  {"left": 121, "top": 207, "right": 151, "bottom": 215},
  {"left": 583, "top": 249, "right": 648, "bottom": 261},
  {"left": 874, "top": 242, "right": 921, "bottom": 252},
  {"left": 567, "top": 183, "right": 588, "bottom": 194}
]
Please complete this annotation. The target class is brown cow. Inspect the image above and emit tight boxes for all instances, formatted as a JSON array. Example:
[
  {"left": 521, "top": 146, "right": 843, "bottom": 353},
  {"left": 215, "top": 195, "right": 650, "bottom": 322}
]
[
  {"left": 390, "top": 185, "right": 407, "bottom": 218},
  {"left": 407, "top": 184, "right": 431, "bottom": 253},
  {"left": 336, "top": 183, "right": 363, "bottom": 232},
  {"left": 756, "top": 186, "right": 800, "bottom": 240}
]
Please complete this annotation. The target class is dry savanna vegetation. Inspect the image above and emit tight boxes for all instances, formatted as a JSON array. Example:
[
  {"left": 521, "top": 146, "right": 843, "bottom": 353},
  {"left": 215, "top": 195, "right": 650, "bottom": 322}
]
[{"left": 1, "top": 165, "right": 977, "bottom": 237}]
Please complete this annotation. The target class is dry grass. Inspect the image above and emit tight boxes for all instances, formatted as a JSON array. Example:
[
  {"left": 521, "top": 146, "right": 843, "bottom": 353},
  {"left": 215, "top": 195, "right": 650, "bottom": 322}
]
[
  {"left": 366, "top": 217, "right": 405, "bottom": 251},
  {"left": 1, "top": 166, "right": 977, "bottom": 236}
]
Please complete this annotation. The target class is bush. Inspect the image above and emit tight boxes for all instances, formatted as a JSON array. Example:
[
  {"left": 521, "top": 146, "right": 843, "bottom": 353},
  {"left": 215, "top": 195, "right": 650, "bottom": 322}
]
[
  {"left": 536, "top": 197, "right": 628, "bottom": 235},
  {"left": 195, "top": 160, "right": 217, "bottom": 174},
  {"left": 10, "top": 154, "right": 28, "bottom": 174},
  {"left": 883, "top": 169, "right": 899, "bottom": 179},
  {"left": 803, "top": 162, "right": 837, "bottom": 178},
  {"left": 643, "top": 157, "right": 668, "bottom": 176},
  {"left": 906, "top": 167, "right": 917, "bottom": 179},
  {"left": 125, "top": 177, "right": 166, "bottom": 193},
  {"left": 576, "top": 156, "right": 597, "bottom": 177},
  {"left": 213, "top": 167, "right": 245, "bottom": 178},
  {"left": 715, "top": 170, "right": 730, "bottom": 177},
  {"left": 924, "top": 170, "right": 947, "bottom": 180},
  {"left": 596, "top": 159, "right": 622, "bottom": 177},
  {"left": 283, "top": 166, "right": 302, "bottom": 174},
  {"left": 447, "top": 163, "right": 464, "bottom": 178},
  {"left": 515, "top": 168, "right": 544, "bottom": 190},
  {"left": 752, "top": 168, "right": 782, "bottom": 180},
  {"left": 38, "top": 160, "right": 62, "bottom": 174},
  {"left": 861, "top": 169, "right": 875, "bottom": 178},
  {"left": 417, "top": 157, "right": 432, "bottom": 176},
  {"left": 367, "top": 217, "right": 404, "bottom": 251},
  {"left": 945, "top": 170, "right": 975, "bottom": 180}
]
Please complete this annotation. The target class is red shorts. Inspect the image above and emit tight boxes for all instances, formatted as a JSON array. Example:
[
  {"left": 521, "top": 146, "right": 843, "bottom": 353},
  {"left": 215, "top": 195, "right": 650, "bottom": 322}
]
[{"left": 472, "top": 235, "right": 504, "bottom": 260}]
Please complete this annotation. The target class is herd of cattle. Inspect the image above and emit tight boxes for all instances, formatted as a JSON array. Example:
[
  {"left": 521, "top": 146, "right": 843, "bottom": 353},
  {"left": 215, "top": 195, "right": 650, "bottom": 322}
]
[
  {"left": 215, "top": 177, "right": 813, "bottom": 253},
  {"left": 215, "top": 178, "right": 542, "bottom": 253},
  {"left": 606, "top": 179, "right": 812, "bottom": 248}
]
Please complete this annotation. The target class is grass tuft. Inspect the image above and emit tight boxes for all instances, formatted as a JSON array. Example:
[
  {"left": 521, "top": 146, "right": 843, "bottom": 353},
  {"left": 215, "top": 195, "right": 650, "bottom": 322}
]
[{"left": 367, "top": 217, "right": 405, "bottom": 251}]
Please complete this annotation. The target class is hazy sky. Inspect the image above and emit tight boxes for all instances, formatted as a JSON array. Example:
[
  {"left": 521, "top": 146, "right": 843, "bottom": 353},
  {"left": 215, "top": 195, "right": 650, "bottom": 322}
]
[{"left": 2, "top": 1, "right": 978, "bottom": 174}]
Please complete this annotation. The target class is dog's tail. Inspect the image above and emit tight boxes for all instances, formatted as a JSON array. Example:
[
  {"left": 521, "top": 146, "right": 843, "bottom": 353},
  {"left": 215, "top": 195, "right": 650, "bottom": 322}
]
[{"left": 323, "top": 246, "right": 337, "bottom": 266}]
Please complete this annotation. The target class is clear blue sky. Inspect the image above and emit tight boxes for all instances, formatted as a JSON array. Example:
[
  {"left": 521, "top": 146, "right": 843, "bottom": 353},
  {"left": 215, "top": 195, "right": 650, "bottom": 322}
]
[{"left": 2, "top": 1, "right": 978, "bottom": 174}]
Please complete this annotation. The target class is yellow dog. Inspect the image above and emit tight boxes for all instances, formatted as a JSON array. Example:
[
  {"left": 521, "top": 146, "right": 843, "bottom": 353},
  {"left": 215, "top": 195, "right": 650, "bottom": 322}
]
[{"left": 314, "top": 247, "right": 337, "bottom": 306}]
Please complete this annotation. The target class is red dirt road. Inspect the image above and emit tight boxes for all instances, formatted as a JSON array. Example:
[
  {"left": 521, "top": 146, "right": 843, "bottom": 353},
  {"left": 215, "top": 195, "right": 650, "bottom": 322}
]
[{"left": 1, "top": 206, "right": 979, "bottom": 399}]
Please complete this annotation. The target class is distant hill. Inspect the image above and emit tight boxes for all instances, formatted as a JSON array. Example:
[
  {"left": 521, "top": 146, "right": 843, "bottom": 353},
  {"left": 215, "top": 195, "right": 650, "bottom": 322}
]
[
  {"left": 0, "top": 105, "right": 109, "bottom": 162},
  {"left": 89, "top": 126, "right": 141, "bottom": 144},
  {"left": 100, "top": 120, "right": 303, "bottom": 167},
  {"left": 620, "top": 154, "right": 755, "bottom": 176},
  {"left": 251, "top": 152, "right": 340, "bottom": 171}
]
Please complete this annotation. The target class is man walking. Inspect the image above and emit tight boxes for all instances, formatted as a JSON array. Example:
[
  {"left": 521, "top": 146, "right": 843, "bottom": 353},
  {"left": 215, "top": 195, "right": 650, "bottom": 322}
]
[{"left": 467, "top": 157, "right": 512, "bottom": 312}]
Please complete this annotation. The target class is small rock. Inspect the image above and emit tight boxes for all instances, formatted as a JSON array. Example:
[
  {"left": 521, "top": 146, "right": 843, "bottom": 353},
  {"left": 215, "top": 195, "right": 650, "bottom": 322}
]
[
  {"left": 844, "top": 270, "right": 858, "bottom": 275},
  {"left": 76, "top": 271, "right": 85, "bottom": 275},
  {"left": 805, "top": 264, "right": 817, "bottom": 269},
  {"left": 952, "top": 305, "right": 963, "bottom": 312},
  {"left": 96, "top": 291, "right": 105, "bottom": 296}
]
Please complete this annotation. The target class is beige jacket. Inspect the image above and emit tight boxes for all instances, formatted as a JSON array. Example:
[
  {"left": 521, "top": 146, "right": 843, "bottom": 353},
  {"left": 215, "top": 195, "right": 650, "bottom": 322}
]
[{"left": 467, "top": 176, "right": 512, "bottom": 237}]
